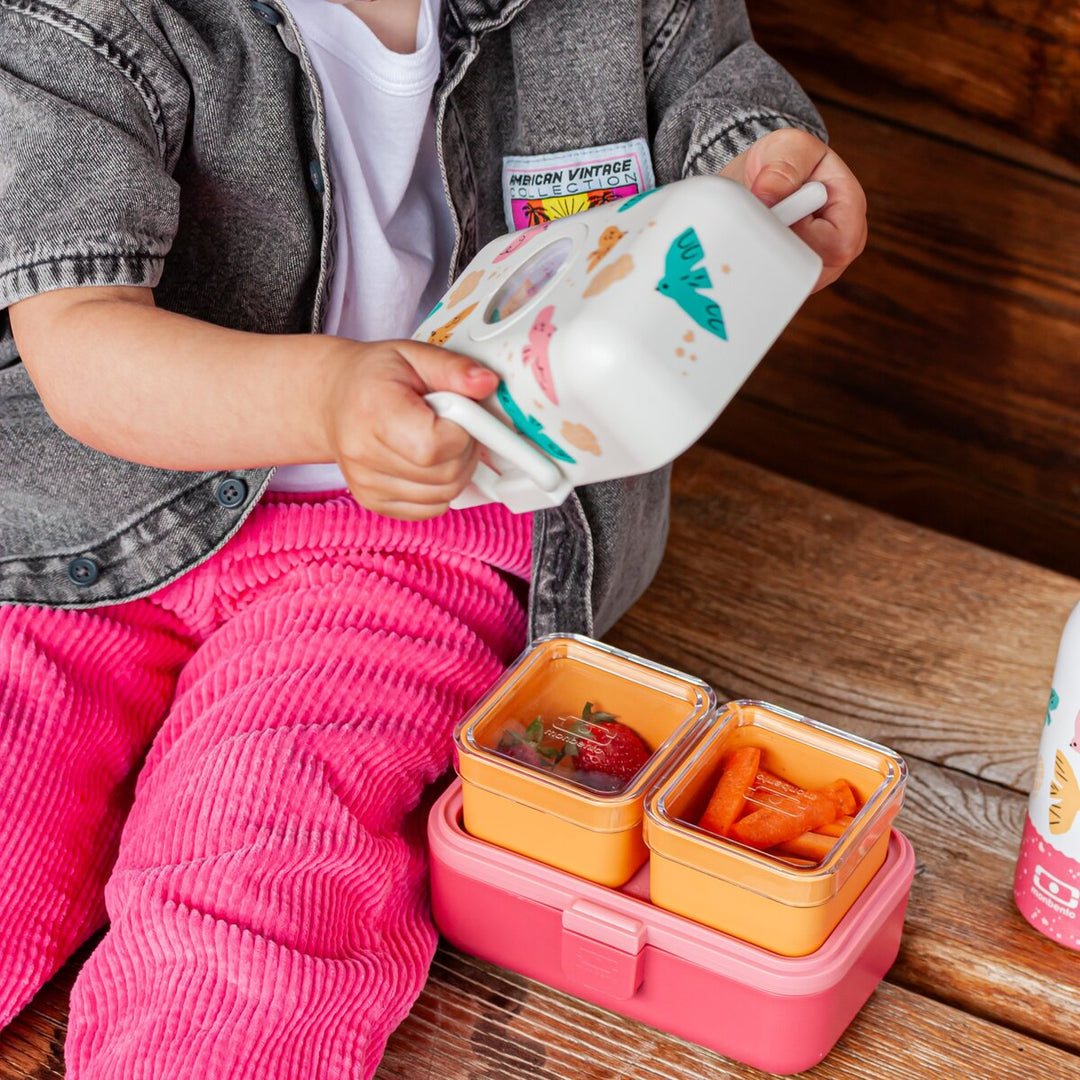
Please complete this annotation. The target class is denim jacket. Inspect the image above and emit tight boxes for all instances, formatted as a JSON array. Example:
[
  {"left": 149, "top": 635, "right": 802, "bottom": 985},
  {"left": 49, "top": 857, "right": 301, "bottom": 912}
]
[{"left": 0, "top": 0, "right": 823, "bottom": 638}]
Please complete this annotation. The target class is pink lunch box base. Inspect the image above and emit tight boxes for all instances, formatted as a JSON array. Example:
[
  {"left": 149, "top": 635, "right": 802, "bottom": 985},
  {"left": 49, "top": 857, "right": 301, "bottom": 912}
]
[{"left": 429, "top": 780, "right": 915, "bottom": 1076}]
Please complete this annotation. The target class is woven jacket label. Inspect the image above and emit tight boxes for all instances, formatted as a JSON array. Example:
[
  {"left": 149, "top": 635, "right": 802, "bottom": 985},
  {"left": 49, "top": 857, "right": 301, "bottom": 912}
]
[{"left": 501, "top": 138, "right": 655, "bottom": 231}]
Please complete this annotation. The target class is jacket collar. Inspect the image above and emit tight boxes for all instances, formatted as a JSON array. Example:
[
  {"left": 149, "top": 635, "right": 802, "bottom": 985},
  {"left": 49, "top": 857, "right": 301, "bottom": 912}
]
[{"left": 444, "top": 0, "right": 535, "bottom": 35}]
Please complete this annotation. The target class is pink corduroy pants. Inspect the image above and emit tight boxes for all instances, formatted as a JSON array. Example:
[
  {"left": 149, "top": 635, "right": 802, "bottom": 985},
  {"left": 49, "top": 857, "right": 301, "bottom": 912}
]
[{"left": 0, "top": 491, "right": 531, "bottom": 1079}]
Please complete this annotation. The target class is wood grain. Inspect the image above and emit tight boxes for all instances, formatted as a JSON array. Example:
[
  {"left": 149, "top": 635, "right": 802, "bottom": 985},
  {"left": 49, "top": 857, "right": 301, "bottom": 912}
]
[
  {"left": 706, "top": 101, "right": 1080, "bottom": 578},
  {"left": 607, "top": 450, "right": 1080, "bottom": 1050},
  {"left": 610, "top": 448, "right": 1079, "bottom": 790},
  {"left": 882, "top": 758, "right": 1079, "bottom": 1049},
  {"left": 708, "top": 396, "right": 1080, "bottom": 583},
  {"left": 0, "top": 955, "right": 76, "bottom": 1080},
  {"left": 750, "top": 0, "right": 1080, "bottom": 181},
  {"left": 372, "top": 949, "right": 1080, "bottom": 1080},
  {"left": 4, "top": 3, "right": 1078, "bottom": 1073}
]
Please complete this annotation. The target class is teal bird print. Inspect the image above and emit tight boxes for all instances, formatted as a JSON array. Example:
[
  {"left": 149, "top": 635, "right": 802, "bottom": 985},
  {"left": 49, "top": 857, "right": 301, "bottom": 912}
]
[
  {"left": 656, "top": 227, "right": 727, "bottom": 340},
  {"left": 495, "top": 381, "right": 576, "bottom": 464},
  {"left": 616, "top": 187, "right": 659, "bottom": 213},
  {"left": 1048, "top": 687, "right": 1060, "bottom": 725}
]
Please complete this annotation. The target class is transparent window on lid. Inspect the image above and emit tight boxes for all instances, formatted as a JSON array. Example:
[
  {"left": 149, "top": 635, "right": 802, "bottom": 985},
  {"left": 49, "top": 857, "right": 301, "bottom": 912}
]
[
  {"left": 484, "top": 239, "right": 574, "bottom": 324},
  {"left": 490, "top": 701, "right": 654, "bottom": 794},
  {"left": 682, "top": 732, "right": 866, "bottom": 868}
]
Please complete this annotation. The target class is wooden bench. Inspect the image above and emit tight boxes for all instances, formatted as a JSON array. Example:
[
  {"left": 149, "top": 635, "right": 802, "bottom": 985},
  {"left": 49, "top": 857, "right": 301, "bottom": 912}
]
[{"left": 4, "top": 445, "right": 1079, "bottom": 1078}]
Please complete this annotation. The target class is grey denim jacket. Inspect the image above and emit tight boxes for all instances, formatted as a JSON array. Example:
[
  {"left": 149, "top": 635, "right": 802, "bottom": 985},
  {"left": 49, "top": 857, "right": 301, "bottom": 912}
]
[{"left": 0, "top": 0, "right": 823, "bottom": 639}]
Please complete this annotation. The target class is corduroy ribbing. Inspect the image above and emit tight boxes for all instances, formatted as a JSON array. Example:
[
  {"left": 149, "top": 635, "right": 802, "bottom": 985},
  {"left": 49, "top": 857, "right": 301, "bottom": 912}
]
[{"left": 0, "top": 497, "right": 531, "bottom": 1078}]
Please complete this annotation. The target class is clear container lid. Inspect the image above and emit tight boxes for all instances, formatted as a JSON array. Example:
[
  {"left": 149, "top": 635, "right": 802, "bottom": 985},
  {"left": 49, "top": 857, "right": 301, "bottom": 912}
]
[
  {"left": 645, "top": 700, "right": 908, "bottom": 906},
  {"left": 454, "top": 634, "right": 716, "bottom": 831}
]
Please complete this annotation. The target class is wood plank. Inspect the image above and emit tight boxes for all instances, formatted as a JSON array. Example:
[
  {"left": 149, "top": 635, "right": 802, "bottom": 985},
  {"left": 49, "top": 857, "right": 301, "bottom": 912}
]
[
  {"left": 750, "top": 0, "right": 1080, "bottom": 181},
  {"left": 0, "top": 955, "right": 77, "bottom": 1080},
  {"left": 610, "top": 448, "right": 1078, "bottom": 790},
  {"left": 8, "top": 765, "right": 1075, "bottom": 1073},
  {"left": 373, "top": 949, "right": 1080, "bottom": 1079},
  {"left": 706, "top": 102, "right": 1080, "bottom": 577},
  {"left": 708, "top": 396, "right": 1080, "bottom": 582},
  {"left": 885, "top": 758, "right": 1079, "bottom": 1048}
]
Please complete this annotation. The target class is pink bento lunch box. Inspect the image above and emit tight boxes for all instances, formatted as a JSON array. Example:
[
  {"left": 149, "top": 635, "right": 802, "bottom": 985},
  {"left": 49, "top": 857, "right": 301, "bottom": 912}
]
[{"left": 429, "top": 781, "right": 915, "bottom": 1076}]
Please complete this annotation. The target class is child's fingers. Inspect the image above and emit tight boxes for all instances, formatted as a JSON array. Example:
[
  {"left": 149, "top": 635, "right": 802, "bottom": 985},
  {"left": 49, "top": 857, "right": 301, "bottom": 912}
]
[
  {"left": 329, "top": 371, "right": 477, "bottom": 501},
  {"left": 396, "top": 339, "right": 499, "bottom": 399},
  {"left": 367, "top": 381, "right": 480, "bottom": 475},
  {"left": 348, "top": 471, "right": 478, "bottom": 520},
  {"left": 373, "top": 339, "right": 504, "bottom": 485},
  {"left": 367, "top": 432, "right": 477, "bottom": 485},
  {"left": 322, "top": 340, "right": 496, "bottom": 516},
  {"left": 726, "top": 128, "right": 867, "bottom": 290},
  {"left": 744, "top": 131, "right": 867, "bottom": 292},
  {"left": 789, "top": 180, "right": 868, "bottom": 291},
  {"left": 743, "top": 128, "right": 830, "bottom": 208},
  {"left": 341, "top": 433, "right": 483, "bottom": 519}
]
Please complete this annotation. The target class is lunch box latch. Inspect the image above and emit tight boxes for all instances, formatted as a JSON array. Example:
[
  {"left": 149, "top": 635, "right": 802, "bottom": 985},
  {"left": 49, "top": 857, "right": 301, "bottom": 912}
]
[{"left": 561, "top": 899, "right": 646, "bottom": 999}]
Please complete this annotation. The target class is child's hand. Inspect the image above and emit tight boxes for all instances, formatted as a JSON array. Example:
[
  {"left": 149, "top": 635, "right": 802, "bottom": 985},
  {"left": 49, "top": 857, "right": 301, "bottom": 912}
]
[
  {"left": 719, "top": 128, "right": 867, "bottom": 292},
  {"left": 322, "top": 339, "right": 499, "bottom": 520}
]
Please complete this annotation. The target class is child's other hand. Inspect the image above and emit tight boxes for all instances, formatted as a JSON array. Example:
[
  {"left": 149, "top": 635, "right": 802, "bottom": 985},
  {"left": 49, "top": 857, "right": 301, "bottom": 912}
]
[
  {"left": 323, "top": 340, "right": 499, "bottom": 520},
  {"left": 719, "top": 128, "right": 867, "bottom": 292}
]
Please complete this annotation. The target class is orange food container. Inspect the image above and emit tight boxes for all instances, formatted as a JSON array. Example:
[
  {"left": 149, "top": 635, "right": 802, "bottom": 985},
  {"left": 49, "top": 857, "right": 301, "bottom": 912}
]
[
  {"left": 644, "top": 700, "right": 907, "bottom": 956},
  {"left": 453, "top": 634, "right": 716, "bottom": 886}
]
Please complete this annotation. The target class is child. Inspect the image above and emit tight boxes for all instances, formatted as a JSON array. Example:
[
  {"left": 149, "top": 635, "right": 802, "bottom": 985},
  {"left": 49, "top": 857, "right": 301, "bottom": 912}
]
[{"left": 0, "top": 0, "right": 866, "bottom": 1076}]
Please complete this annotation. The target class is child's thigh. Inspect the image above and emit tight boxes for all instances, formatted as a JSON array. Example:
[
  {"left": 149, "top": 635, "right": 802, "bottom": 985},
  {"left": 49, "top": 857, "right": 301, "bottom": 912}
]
[
  {"left": 101, "top": 557, "right": 526, "bottom": 965},
  {"left": 117, "top": 555, "right": 527, "bottom": 862}
]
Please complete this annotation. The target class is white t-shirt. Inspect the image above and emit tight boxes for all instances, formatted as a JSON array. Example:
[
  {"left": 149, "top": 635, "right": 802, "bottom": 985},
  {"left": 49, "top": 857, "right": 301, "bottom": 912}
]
[{"left": 269, "top": 0, "right": 454, "bottom": 492}]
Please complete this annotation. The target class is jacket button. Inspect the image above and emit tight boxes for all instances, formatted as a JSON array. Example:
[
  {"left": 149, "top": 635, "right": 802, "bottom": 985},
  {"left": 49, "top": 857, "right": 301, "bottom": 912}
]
[
  {"left": 214, "top": 477, "right": 249, "bottom": 509},
  {"left": 250, "top": 2, "right": 282, "bottom": 26},
  {"left": 67, "top": 556, "right": 99, "bottom": 586},
  {"left": 308, "top": 159, "right": 325, "bottom": 193}
]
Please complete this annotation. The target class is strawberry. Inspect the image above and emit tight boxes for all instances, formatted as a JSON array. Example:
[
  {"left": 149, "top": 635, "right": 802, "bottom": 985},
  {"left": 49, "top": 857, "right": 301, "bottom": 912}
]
[
  {"left": 563, "top": 702, "right": 652, "bottom": 786},
  {"left": 495, "top": 703, "right": 652, "bottom": 793},
  {"left": 496, "top": 717, "right": 562, "bottom": 770}
]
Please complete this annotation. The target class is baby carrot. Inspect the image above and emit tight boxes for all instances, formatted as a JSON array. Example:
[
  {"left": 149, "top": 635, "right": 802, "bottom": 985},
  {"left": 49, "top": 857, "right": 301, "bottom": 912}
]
[
  {"left": 822, "top": 778, "right": 858, "bottom": 816},
  {"left": 699, "top": 745, "right": 761, "bottom": 836},
  {"left": 747, "top": 770, "right": 806, "bottom": 814},
  {"left": 729, "top": 788, "right": 839, "bottom": 850},
  {"left": 751, "top": 770, "right": 858, "bottom": 818},
  {"left": 815, "top": 814, "right": 854, "bottom": 838},
  {"left": 755, "top": 770, "right": 802, "bottom": 794},
  {"left": 776, "top": 829, "right": 836, "bottom": 862}
]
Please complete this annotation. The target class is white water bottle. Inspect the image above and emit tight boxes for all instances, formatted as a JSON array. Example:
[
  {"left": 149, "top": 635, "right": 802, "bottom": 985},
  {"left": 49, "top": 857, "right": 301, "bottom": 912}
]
[{"left": 1014, "top": 599, "right": 1080, "bottom": 949}]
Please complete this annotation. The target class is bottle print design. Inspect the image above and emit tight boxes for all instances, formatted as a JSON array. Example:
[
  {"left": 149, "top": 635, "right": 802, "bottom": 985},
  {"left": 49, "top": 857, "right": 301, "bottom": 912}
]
[{"left": 1014, "top": 601, "right": 1080, "bottom": 951}]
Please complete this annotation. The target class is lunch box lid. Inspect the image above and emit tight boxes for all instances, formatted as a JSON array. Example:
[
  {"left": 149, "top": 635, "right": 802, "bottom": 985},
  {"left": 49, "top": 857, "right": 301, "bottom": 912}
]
[
  {"left": 643, "top": 700, "right": 909, "bottom": 907},
  {"left": 429, "top": 781, "right": 915, "bottom": 997},
  {"left": 453, "top": 634, "right": 718, "bottom": 831}
]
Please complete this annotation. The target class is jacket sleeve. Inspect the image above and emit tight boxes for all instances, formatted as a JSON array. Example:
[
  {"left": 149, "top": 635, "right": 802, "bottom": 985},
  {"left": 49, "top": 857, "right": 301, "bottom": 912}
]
[
  {"left": 0, "top": 2, "right": 190, "bottom": 309},
  {"left": 643, "top": 0, "right": 827, "bottom": 182}
]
